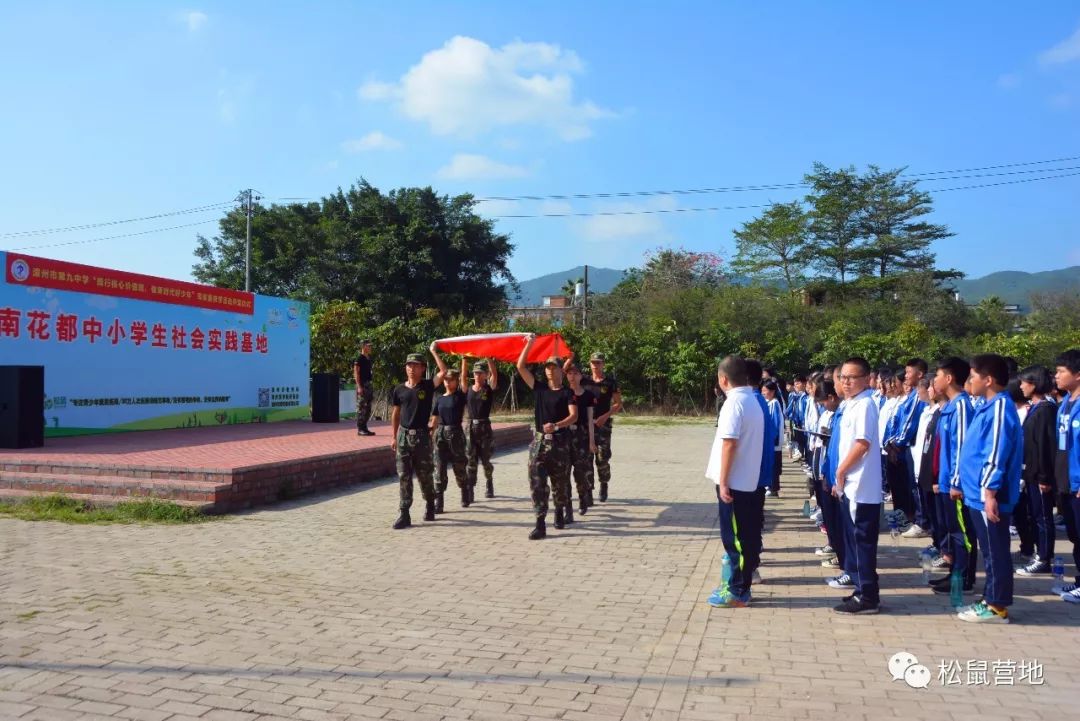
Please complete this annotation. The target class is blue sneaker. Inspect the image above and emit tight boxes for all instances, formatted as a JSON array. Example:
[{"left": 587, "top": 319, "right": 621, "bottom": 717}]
[{"left": 707, "top": 588, "right": 750, "bottom": 608}]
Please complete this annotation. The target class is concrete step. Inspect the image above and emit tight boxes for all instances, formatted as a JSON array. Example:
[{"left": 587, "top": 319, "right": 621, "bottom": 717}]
[
  {"left": 0, "top": 470, "right": 228, "bottom": 504},
  {"left": 0, "top": 487, "right": 212, "bottom": 511}
]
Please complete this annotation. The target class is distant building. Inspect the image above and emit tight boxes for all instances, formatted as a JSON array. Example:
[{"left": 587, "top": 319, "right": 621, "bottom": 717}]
[{"left": 507, "top": 295, "right": 575, "bottom": 327}]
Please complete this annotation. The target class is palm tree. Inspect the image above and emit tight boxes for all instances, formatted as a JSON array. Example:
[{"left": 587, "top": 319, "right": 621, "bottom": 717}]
[{"left": 561, "top": 277, "right": 583, "bottom": 302}]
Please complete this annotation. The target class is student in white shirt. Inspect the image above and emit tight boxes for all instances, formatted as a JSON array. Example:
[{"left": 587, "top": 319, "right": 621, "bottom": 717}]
[
  {"left": 832, "top": 356, "right": 884, "bottom": 615},
  {"left": 705, "top": 355, "right": 766, "bottom": 608}
]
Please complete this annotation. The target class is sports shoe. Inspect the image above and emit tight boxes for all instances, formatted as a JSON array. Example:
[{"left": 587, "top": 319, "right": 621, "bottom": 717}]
[
  {"left": 1016, "top": 560, "right": 1051, "bottom": 576},
  {"left": 833, "top": 595, "right": 879, "bottom": 615},
  {"left": 815, "top": 545, "right": 835, "bottom": 556},
  {"left": 707, "top": 589, "right": 749, "bottom": 608},
  {"left": 764, "top": 489, "right": 773, "bottom": 497},
  {"left": 885, "top": 509, "right": 905, "bottom": 520},
  {"left": 810, "top": 510, "right": 823, "bottom": 523},
  {"left": 919, "top": 544, "right": 939, "bottom": 558},
  {"left": 752, "top": 569, "right": 763, "bottom": 584},
  {"left": 931, "top": 555, "right": 950, "bottom": 570},
  {"left": 821, "top": 557, "right": 840, "bottom": 568},
  {"left": 957, "top": 600, "right": 1009, "bottom": 623},
  {"left": 1062, "top": 588, "right": 1080, "bottom": 604},
  {"left": 827, "top": 573, "right": 854, "bottom": 589},
  {"left": 901, "top": 524, "right": 930, "bottom": 539},
  {"left": 1052, "top": 581, "right": 1079, "bottom": 595},
  {"left": 884, "top": 493, "right": 893, "bottom": 503}
]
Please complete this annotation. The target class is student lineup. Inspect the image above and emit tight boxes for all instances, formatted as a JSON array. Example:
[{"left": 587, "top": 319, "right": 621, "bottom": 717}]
[{"left": 706, "top": 349, "right": 1080, "bottom": 621}]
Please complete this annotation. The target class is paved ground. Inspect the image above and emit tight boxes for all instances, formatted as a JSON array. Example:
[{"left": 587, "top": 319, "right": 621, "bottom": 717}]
[{"left": 1, "top": 423, "right": 1078, "bottom": 721}]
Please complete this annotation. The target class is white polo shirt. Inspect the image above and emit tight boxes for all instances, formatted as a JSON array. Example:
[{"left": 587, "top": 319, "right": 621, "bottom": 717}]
[
  {"left": 838, "top": 388, "right": 883, "bottom": 504},
  {"left": 705, "top": 386, "right": 765, "bottom": 492}
]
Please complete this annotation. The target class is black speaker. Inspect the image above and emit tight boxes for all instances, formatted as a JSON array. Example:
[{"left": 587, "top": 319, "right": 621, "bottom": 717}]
[
  {"left": 0, "top": 365, "right": 45, "bottom": 449},
  {"left": 310, "top": 373, "right": 340, "bottom": 423}
]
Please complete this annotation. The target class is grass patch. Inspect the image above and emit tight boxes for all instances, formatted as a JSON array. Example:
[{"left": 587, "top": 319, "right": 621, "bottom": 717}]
[
  {"left": 0, "top": 495, "right": 211, "bottom": 524},
  {"left": 16, "top": 610, "right": 42, "bottom": 621}
]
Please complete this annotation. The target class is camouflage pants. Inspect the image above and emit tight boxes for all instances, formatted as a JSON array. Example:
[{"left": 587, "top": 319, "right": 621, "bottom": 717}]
[
  {"left": 593, "top": 420, "right": 614, "bottom": 484},
  {"left": 569, "top": 426, "right": 594, "bottom": 500},
  {"left": 355, "top": 382, "right": 373, "bottom": 430},
  {"left": 434, "top": 425, "right": 468, "bottom": 491},
  {"left": 528, "top": 432, "right": 571, "bottom": 517},
  {"left": 396, "top": 429, "right": 435, "bottom": 510},
  {"left": 466, "top": 420, "right": 495, "bottom": 485}
]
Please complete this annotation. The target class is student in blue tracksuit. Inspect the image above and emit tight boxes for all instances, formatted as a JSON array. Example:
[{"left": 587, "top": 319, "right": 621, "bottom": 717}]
[
  {"left": 1054, "top": 349, "right": 1080, "bottom": 602},
  {"left": 815, "top": 379, "right": 843, "bottom": 571},
  {"left": 763, "top": 380, "right": 785, "bottom": 497},
  {"left": 956, "top": 354, "right": 1023, "bottom": 624},
  {"left": 823, "top": 366, "right": 850, "bottom": 588},
  {"left": 888, "top": 359, "right": 930, "bottom": 538},
  {"left": 929, "top": 357, "right": 978, "bottom": 594}
]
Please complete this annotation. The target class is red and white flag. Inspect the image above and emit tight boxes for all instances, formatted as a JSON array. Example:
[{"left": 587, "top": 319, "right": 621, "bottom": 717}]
[{"left": 434, "top": 332, "right": 572, "bottom": 364}]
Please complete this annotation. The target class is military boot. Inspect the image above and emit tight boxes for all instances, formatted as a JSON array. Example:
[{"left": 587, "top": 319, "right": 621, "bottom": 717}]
[
  {"left": 423, "top": 499, "right": 436, "bottom": 522},
  {"left": 599, "top": 482, "right": 608, "bottom": 502},
  {"left": 485, "top": 479, "right": 495, "bottom": 498},
  {"left": 392, "top": 509, "right": 411, "bottom": 529},
  {"left": 435, "top": 492, "right": 445, "bottom": 514},
  {"left": 564, "top": 503, "right": 574, "bottom": 525},
  {"left": 554, "top": 507, "right": 566, "bottom": 530},
  {"left": 461, "top": 486, "right": 470, "bottom": 508}
]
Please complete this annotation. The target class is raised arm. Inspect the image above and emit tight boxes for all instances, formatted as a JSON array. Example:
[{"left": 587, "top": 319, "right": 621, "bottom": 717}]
[
  {"left": 516, "top": 334, "right": 537, "bottom": 389},
  {"left": 429, "top": 341, "right": 448, "bottom": 388},
  {"left": 562, "top": 351, "right": 575, "bottom": 374},
  {"left": 460, "top": 356, "right": 469, "bottom": 383},
  {"left": 487, "top": 357, "right": 498, "bottom": 391}
]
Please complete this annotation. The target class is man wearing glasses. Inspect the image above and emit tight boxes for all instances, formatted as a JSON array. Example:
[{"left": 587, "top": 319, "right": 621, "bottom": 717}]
[{"left": 832, "top": 357, "right": 884, "bottom": 615}]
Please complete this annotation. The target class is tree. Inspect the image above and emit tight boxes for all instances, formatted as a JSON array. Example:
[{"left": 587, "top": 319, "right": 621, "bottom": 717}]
[
  {"left": 561, "top": 277, "right": 583, "bottom": 301},
  {"left": 855, "top": 166, "right": 955, "bottom": 280},
  {"left": 193, "top": 180, "right": 516, "bottom": 323},
  {"left": 731, "top": 202, "right": 811, "bottom": 287},
  {"left": 805, "top": 163, "right": 865, "bottom": 286},
  {"left": 639, "top": 247, "right": 724, "bottom": 291}
]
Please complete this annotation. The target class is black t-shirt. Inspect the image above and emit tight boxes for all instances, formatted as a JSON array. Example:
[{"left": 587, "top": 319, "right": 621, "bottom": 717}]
[
  {"left": 392, "top": 379, "right": 436, "bottom": 430},
  {"left": 533, "top": 385, "right": 574, "bottom": 432},
  {"left": 582, "top": 375, "right": 618, "bottom": 416},
  {"left": 353, "top": 354, "right": 373, "bottom": 384},
  {"left": 467, "top": 384, "right": 494, "bottom": 420},
  {"left": 573, "top": 388, "right": 596, "bottom": 424},
  {"left": 432, "top": 389, "right": 467, "bottom": 426}
]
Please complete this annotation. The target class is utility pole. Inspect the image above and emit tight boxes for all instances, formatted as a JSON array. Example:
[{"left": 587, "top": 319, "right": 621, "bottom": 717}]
[
  {"left": 583, "top": 264, "right": 589, "bottom": 329},
  {"left": 237, "top": 189, "right": 261, "bottom": 292}
]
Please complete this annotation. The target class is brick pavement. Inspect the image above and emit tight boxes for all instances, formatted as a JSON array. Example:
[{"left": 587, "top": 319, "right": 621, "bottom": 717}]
[{"left": 1, "top": 423, "right": 1078, "bottom": 720}]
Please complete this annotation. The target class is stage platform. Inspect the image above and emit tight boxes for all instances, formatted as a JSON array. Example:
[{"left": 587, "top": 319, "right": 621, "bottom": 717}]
[{"left": 0, "top": 420, "right": 533, "bottom": 512}]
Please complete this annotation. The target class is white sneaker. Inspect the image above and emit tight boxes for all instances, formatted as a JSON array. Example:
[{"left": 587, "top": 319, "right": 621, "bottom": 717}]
[
  {"left": 1016, "top": 561, "right": 1051, "bottom": 576},
  {"left": 931, "top": 556, "right": 950, "bottom": 570},
  {"left": 821, "top": 557, "right": 840, "bottom": 568},
  {"left": 827, "top": 573, "right": 854, "bottom": 589},
  {"left": 815, "top": 545, "right": 835, "bottom": 556},
  {"left": 901, "top": 524, "right": 930, "bottom": 539},
  {"left": 1063, "top": 588, "right": 1080, "bottom": 604},
  {"left": 1052, "top": 581, "right": 1079, "bottom": 596},
  {"left": 764, "top": 489, "right": 773, "bottom": 497}
]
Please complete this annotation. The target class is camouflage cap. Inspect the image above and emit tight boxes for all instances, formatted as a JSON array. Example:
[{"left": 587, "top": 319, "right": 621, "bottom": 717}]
[
  {"left": 590, "top": 352, "right": 606, "bottom": 362},
  {"left": 565, "top": 363, "right": 583, "bottom": 375},
  {"left": 405, "top": 353, "right": 427, "bottom": 365},
  {"left": 444, "top": 369, "right": 461, "bottom": 380},
  {"left": 544, "top": 356, "right": 563, "bottom": 367},
  {"left": 472, "top": 362, "right": 489, "bottom": 373}
]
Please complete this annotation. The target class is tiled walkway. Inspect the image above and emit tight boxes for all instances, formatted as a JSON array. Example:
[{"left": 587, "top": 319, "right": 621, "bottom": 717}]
[{"left": 1, "top": 424, "right": 1078, "bottom": 720}]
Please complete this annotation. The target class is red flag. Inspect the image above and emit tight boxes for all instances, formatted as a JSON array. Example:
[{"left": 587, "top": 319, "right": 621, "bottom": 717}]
[{"left": 435, "top": 332, "right": 572, "bottom": 364}]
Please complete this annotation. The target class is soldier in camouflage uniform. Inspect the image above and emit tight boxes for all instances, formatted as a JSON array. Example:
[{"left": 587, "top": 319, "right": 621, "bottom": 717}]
[
  {"left": 390, "top": 350, "right": 446, "bottom": 529},
  {"left": 582, "top": 352, "right": 622, "bottom": 502},
  {"left": 430, "top": 366, "right": 470, "bottom": 507},
  {"left": 564, "top": 361, "right": 598, "bottom": 518},
  {"left": 353, "top": 340, "right": 375, "bottom": 436},
  {"left": 464, "top": 358, "right": 499, "bottom": 498},
  {"left": 517, "top": 334, "right": 578, "bottom": 540}
]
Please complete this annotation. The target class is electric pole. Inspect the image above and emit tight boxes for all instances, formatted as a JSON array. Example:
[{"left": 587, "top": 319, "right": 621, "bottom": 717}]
[
  {"left": 583, "top": 264, "right": 589, "bottom": 329},
  {"left": 237, "top": 189, "right": 261, "bottom": 292}
]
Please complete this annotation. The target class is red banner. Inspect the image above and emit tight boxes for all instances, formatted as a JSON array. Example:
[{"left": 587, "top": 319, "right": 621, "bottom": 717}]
[
  {"left": 435, "top": 333, "right": 572, "bottom": 363},
  {"left": 4, "top": 253, "right": 254, "bottom": 315}
]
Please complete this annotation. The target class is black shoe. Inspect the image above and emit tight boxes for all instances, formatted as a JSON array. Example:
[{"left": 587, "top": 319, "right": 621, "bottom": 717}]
[
  {"left": 423, "top": 499, "right": 436, "bottom": 522},
  {"left": 599, "top": 482, "right": 608, "bottom": 503},
  {"left": 485, "top": 480, "right": 495, "bottom": 498},
  {"left": 529, "top": 517, "right": 546, "bottom": 540},
  {"left": 392, "top": 510, "right": 411, "bottom": 529},
  {"left": 833, "top": 595, "right": 880, "bottom": 615},
  {"left": 579, "top": 498, "right": 588, "bottom": 515},
  {"left": 468, "top": 484, "right": 476, "bottom": 505},
  {"left": 928, "top": 575, "right": 951, "bottom": 588},
  {"left": 554, "top": 507, "right": 566, "bottom": 529},
  {"left": 461, "top": 487, "right": 470, "bottom": 508},
  {"left": 564, "top": 504, "right": 574, "bottom": 525},
  {"left": 358, "top": 428, "right": 375, "bottom": 436},
  {"left": 435, "top": 492, "right": 445, "bottom": 514}
]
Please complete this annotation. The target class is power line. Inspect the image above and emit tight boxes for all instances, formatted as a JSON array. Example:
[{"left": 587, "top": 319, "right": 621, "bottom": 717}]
[
  {"left": 0, "top": 201, "right": 236, "bottom": 238},
  {"left": 7, "top": 219, "right": 220, "bottom": 252}
]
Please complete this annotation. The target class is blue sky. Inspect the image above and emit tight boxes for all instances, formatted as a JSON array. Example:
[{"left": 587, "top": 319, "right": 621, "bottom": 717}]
[{"left": 1, "top": 2, "right": 1079, "bottom": 287}]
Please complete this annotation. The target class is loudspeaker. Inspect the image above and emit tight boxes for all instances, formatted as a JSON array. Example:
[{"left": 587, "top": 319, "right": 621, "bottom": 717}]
[
  {"left": 311, "top": 373, "right": 340, "bottom": 423},
  {"left": 0, "top": 365, "right": 45, "bottom": 449}
]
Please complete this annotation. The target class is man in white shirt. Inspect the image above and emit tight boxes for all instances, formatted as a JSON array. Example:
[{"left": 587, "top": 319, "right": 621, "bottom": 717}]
[
  {"left": 705, "top": 355, "right": 766, "bottom": 608},
  {"left": 832, "top": 356, "right": 884, "bottom": 615}
]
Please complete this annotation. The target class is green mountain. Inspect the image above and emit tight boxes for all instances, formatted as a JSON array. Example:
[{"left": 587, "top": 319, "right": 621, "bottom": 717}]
[
  {"left": 508, "top": 266, "right": 626, "bottom": 306},
  {"left": 952, "top": 266, "right": 1080, "bottom": 308}
]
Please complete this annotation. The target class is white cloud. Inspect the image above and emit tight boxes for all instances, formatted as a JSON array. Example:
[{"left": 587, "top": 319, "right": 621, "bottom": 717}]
[
  {"left": 360, "top": 36, "right": 613, "bottom": 141},
  {"left": 184, "top": 11, "right": 208, "bottom": 32},
  {"left": 575, "top": 197, "right": 677, "bottom": 242},
  {"left": 997, "top": 72, "right": 1021, "bottom": 89},
  {"left": 341, "top": 131, "right": 403, "bottom": 152},
  {"left": 1039, "top": 25, "right": 1080, "bottom": 66},
  {"left": 437, "top": 153, "right": 530, "bottom": 180}
]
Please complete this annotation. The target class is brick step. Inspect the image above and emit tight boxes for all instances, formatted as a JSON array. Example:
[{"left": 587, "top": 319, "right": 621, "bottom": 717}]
[
  {"left": 0, "top": 461, "right": 230, "bottom": 484},
  {"left": 0, "top": 470, "right": 228, "bottom": 504},
  {"left": 0, "top": 487, "right": 212, "bottom": 510}
]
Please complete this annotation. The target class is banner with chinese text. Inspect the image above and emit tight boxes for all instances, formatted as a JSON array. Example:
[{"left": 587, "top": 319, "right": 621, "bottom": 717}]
[{"left": 0, "top": 252, "right": 310, "bottom": 436}]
